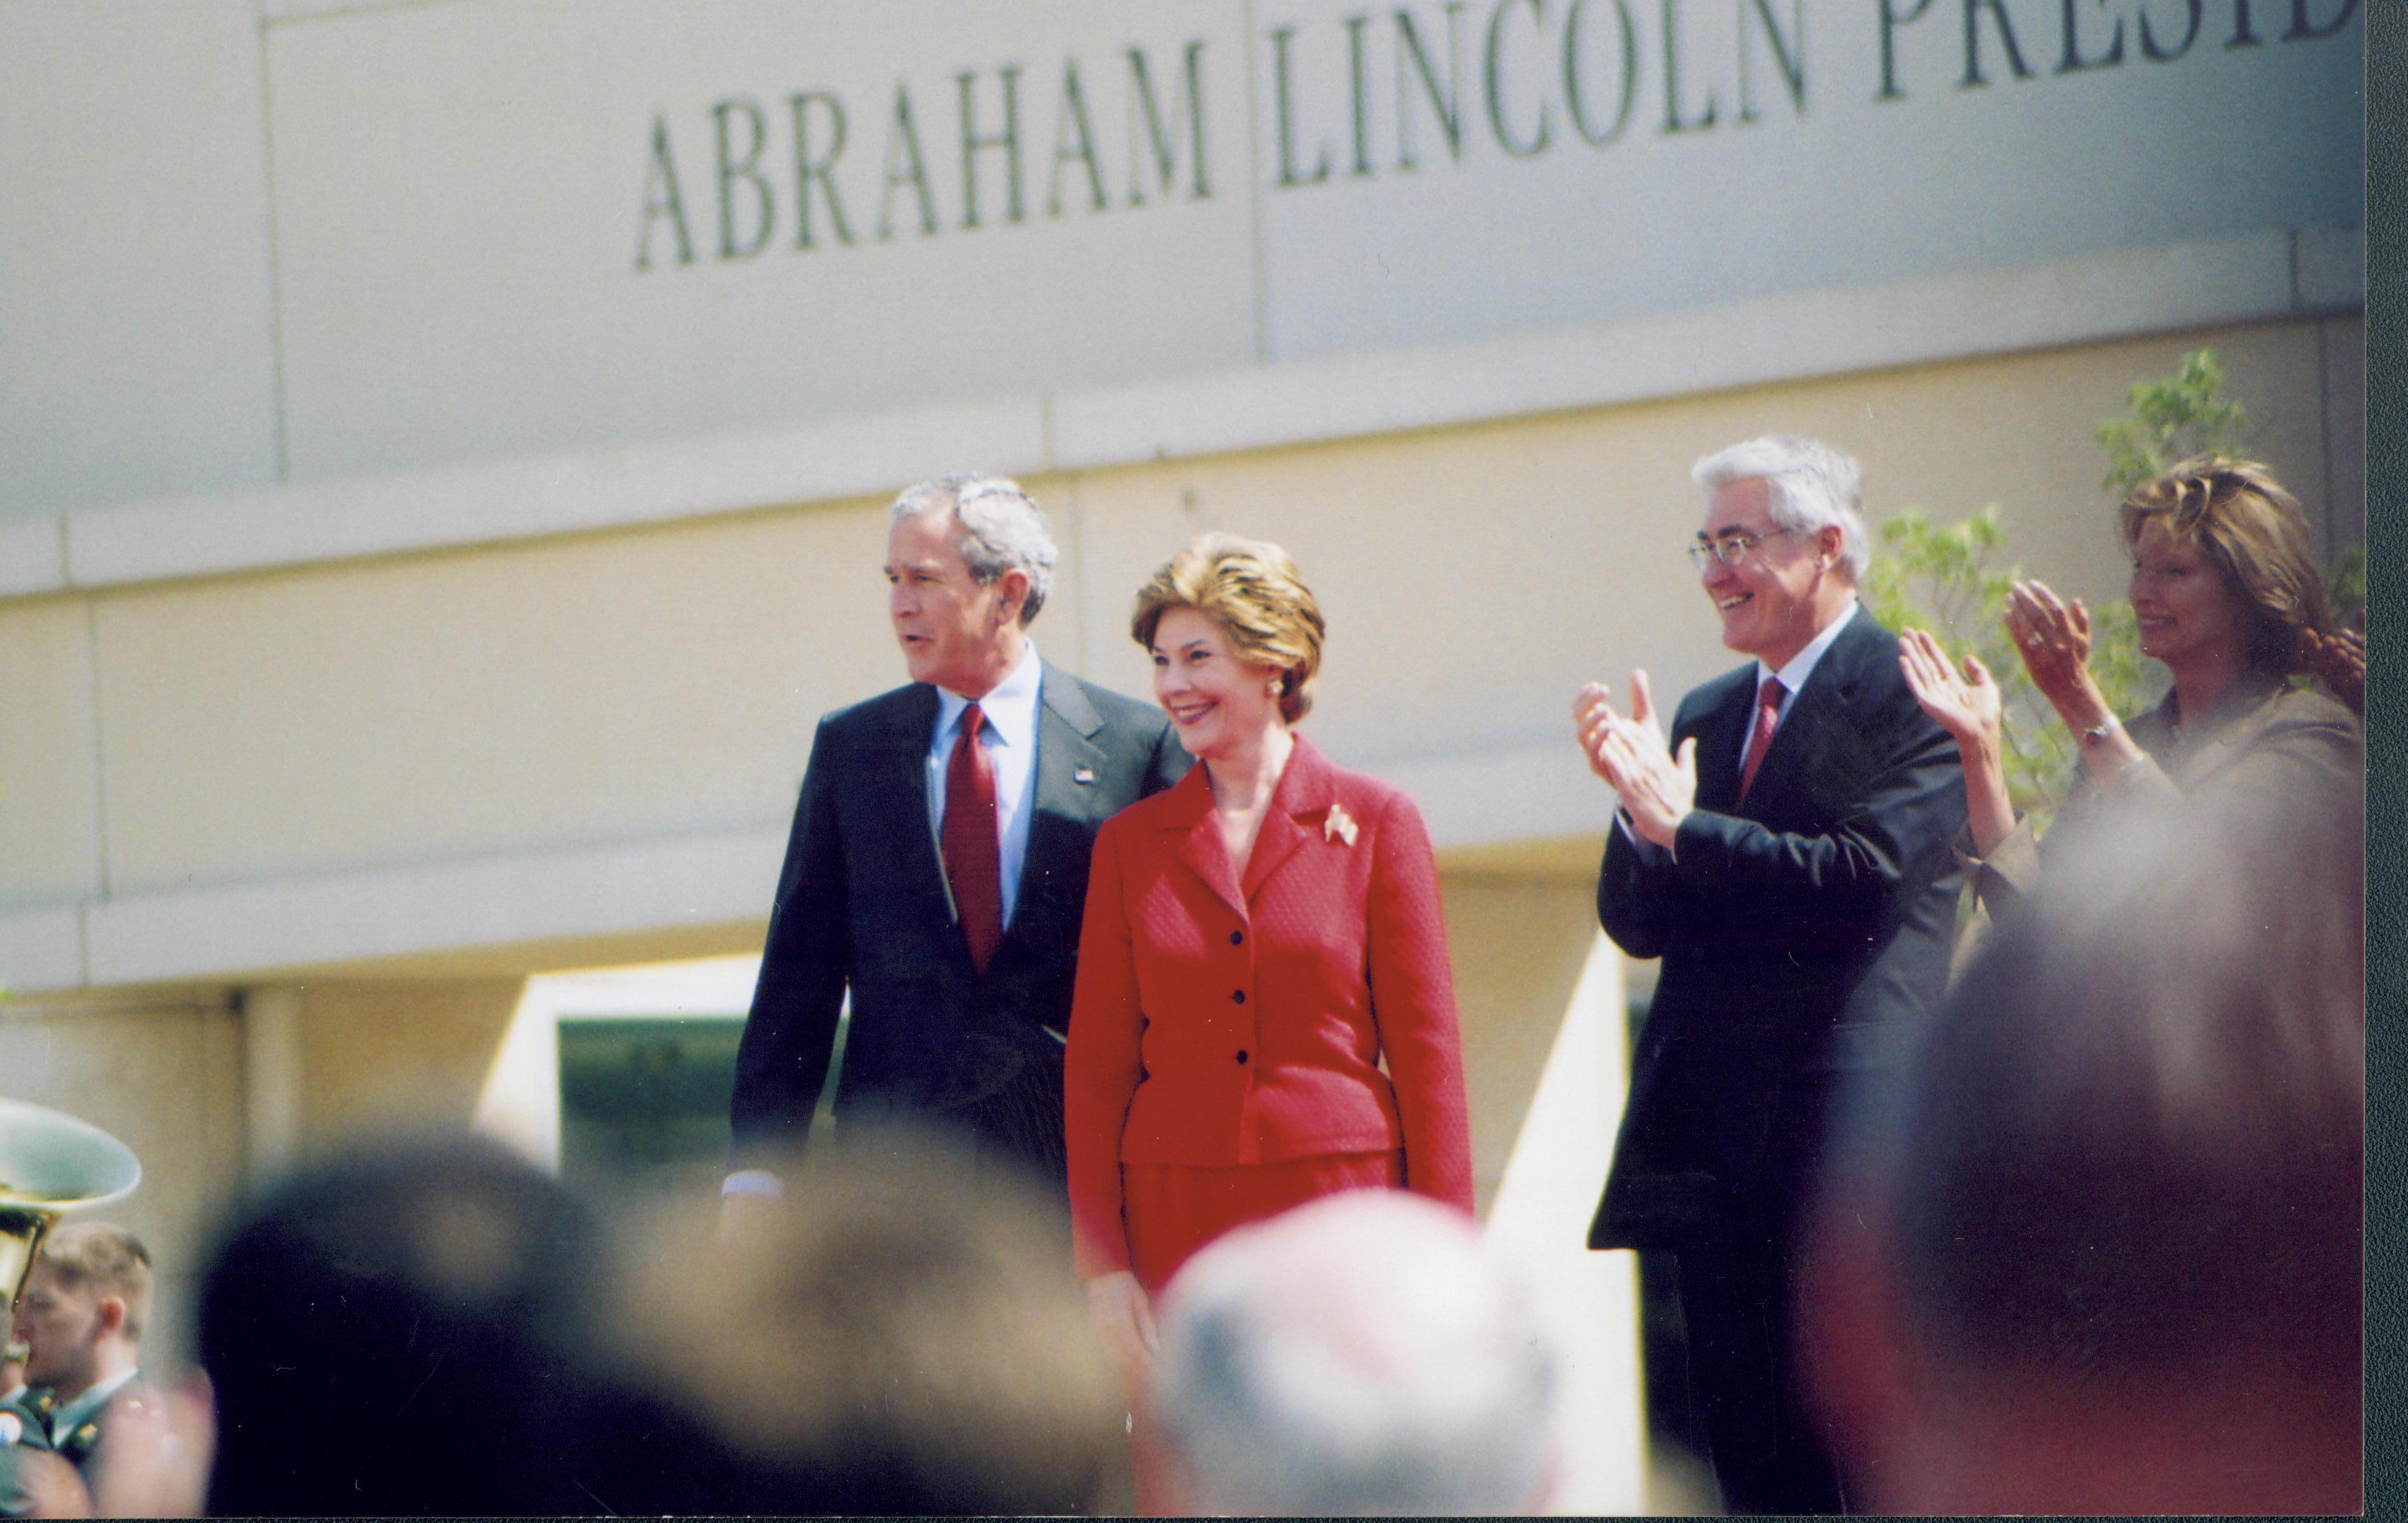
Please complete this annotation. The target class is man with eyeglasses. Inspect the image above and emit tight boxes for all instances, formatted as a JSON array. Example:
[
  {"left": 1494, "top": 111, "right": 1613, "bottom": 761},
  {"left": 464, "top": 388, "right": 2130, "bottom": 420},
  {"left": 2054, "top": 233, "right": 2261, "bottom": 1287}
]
[{"left": 1572, "top": 435, "right": 1964, "bottom": 1514}]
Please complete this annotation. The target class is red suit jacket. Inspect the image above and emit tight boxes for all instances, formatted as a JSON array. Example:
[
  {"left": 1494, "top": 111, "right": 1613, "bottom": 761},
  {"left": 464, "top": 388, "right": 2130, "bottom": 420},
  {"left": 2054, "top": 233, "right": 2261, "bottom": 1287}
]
[{"left": 1064, "top": 735, "right": 1474, "bottom": 1278}]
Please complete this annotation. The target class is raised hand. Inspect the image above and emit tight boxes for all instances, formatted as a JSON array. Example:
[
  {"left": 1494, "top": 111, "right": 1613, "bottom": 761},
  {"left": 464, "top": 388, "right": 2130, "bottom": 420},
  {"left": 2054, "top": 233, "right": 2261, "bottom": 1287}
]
[
  {"left": 2005, "top": 579, "right": 2116, "bottom": 734},
  {"left": 1898, "top": 628, "right": 2003, "bottom": 750},
  {"left": 1574, "top": 671, "right": 1696, "bottom": 848},
  {"left": 1901, "top": 627, "right": 2018, "bottom": 854},
  {"left": 1573, "top": 681, "right": 1623, "bottom": 784}
]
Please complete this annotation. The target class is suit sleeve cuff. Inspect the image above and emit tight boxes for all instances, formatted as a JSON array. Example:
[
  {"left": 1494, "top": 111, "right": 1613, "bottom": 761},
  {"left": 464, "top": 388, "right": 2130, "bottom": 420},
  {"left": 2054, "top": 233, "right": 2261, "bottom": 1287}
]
[
  {"left": 1616, "top": 809, "right": 1673, "bottom": 864},
  {"left": 721, "top": 1169, "right": 785, "bottom": 1199}
]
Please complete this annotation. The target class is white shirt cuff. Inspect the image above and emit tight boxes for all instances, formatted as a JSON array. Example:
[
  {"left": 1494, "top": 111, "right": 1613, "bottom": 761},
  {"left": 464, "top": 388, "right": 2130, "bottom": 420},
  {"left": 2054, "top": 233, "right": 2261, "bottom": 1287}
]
[{"left": 721, "top": 1169, "right": 785, "bottom": 1199}]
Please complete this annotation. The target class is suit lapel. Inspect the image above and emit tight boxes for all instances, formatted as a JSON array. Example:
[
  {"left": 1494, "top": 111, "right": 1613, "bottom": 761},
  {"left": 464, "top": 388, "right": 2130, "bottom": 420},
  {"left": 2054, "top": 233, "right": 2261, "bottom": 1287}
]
[
  {"left": 1741, "top": 616, "right": 1875, "bottom": 812},
  {"left": 1688, "top": 670, "right": 1761, "bottom": 815},
  {"left": 873, "top": 685, "right": 956, "bottom": 920},
  {"left": 1159, "top": 769, "right": 1245, "bottom": 920},
  {"left": 1241, "top": 736, "right": 1336, "bottom": 903},
  {"left": 1029, "top": 662, "right": 1110, "bottom": 830},
  {"left": 1157, "top": 734, "right": 1337, "bottom": 918},
  {"left": 998, "top": 666, "right": 1117, "bottom": 960}
]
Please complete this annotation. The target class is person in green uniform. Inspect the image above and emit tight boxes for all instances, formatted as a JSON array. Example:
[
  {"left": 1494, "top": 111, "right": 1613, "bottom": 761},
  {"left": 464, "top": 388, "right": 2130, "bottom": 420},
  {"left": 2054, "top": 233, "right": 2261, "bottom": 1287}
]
[
  {"left": 0, "top": 1342, "right": 58, "bottom": 1518},
  {"left": 10, "top": 1223, "right": 151, "bottom": 1475}
]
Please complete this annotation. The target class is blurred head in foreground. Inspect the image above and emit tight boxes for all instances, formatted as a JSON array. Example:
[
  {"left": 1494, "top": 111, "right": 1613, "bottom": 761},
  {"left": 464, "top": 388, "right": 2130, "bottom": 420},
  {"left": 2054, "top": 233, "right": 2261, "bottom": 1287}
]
[
  {"left": 15, "top": 1221, "right": 151, "bottom": 1403},
  {"left": 198, "top": 1134, "right": 621, "bottom": 1516},
  {"left": 1151, "top": 1189, "right": 1557, "bottom": 1516},
  {"left": 625, "top": 1126, "right": 1121, "bottom": 1515},
  {"left": 1806, "top": 789, "right": 2363, "bottom": 1514}
]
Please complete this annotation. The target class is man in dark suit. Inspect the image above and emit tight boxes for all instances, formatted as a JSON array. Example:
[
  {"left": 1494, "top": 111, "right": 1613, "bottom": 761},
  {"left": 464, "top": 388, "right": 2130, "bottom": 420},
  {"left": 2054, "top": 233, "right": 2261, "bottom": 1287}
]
[
  {"left": 1574, "top": 436, "right": 1964, "bottom": 1514},
  {"left": 726, "top": 474, "right": 1185, "bottom": 1215}
]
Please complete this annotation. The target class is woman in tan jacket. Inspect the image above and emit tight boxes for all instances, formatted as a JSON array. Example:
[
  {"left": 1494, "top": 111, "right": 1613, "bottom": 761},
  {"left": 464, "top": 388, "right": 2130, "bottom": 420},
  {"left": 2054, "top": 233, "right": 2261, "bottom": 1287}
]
[{"left": 1896, "top": 456, "right": 2360, "bottom": 913}]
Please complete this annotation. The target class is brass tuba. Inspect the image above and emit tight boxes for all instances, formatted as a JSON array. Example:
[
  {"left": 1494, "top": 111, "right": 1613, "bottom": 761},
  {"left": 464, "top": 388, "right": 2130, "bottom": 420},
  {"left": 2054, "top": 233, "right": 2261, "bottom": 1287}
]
[{"left": 0, "top": 1100, "right": 139, "bottom": 1364}]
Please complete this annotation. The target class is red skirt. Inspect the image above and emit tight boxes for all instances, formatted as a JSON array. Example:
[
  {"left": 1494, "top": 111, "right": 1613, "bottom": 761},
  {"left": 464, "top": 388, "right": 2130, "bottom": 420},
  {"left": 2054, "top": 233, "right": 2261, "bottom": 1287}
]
[{"left": 1122, "top": 1150, "right": 1405, "bottom": 1297}]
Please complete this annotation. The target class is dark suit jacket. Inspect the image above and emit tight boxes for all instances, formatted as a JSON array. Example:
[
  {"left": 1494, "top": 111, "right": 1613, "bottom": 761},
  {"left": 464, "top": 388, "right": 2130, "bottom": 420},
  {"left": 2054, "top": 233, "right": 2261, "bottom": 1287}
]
[
  {"left": 731, "top": 661, "right": 1187, "bottom": 1186},
  {"left": 1589, "top": 610, "right": 1965, "bottom": 1250}
]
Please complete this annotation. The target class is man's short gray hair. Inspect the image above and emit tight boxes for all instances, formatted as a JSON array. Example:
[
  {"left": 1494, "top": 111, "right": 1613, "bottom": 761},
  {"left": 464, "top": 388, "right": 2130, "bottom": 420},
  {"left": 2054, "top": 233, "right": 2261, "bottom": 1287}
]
[
  {"left": 1152, "top": 1191, "right": 1557, "bottom": 1516},
  {"left": 889, "top": 474, "right": 1057, "bottom": 624},
  {"left": 1692, "top": 434, "right": 1870, "bottom": 582}
]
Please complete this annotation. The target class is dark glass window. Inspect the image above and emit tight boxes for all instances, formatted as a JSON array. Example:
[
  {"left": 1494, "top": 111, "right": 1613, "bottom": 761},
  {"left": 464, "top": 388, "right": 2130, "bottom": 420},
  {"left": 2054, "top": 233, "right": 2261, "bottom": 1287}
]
[{"left": 558, "top": 1018, "right": 745, "bottom": 1200}]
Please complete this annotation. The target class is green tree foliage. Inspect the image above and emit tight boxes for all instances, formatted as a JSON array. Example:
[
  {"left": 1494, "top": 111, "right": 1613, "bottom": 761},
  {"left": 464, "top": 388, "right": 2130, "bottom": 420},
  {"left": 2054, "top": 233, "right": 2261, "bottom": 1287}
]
[
  {"left": 1862, "top": 506, "right": 2108, "bottom": 817},
  {"left": 2096, "top": 349, "right": 2246, "bottom": 497},
  {"left": 2327, "top": 545, "right": 2366, "bottom": 629}
]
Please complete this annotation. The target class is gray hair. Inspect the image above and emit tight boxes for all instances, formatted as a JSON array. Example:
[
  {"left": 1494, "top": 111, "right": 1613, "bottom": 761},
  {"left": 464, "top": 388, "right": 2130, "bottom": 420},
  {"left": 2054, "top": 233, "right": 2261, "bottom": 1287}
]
[
  {"left": 889, "top": 474, "right": 1057, "bottom": 624},
  {"left": 1692, "top": 434, "right": 1869, "bottom": 582},
  {"left": 1152, "top": 1192, "right": 1556, "bottom": 1516}
]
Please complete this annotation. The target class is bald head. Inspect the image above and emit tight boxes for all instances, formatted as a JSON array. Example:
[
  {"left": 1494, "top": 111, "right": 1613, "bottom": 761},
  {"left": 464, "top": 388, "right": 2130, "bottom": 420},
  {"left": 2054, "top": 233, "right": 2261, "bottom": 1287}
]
[{"left": 1151, "top": 1191, "right": 1555, "bottom": 1516}]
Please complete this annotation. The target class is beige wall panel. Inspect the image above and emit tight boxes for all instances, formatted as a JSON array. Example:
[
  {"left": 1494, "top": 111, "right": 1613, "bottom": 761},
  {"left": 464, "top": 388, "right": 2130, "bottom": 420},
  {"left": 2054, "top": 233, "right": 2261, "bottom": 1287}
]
[
  {"left": 1070, "top": 319, "right": 2339, "bottom": 773},
  {"left": 2320, "top": 319, "right": 2367, "bottom": 557},
  {"left": 92, "top": 502, "right": 901, "bottom": 894},
  {"left": 1436, "top": 872, "right": 1605, "bottom": 1217},
  {"left": 1803, "top": 322, "right": 2333, "bottom": 610},
  {"left": 1070, "top": 416, "right": 1726, "bottom": 765},
  {"left": 0, "top": 1, "right": 277, "bottom": 518},
  {"left": 267, "top": 0, "right": 1254, "bottom": 483},
  {"left": 298, "top": 978, "right": 527, "bottom": 1143},
  {"left": 0, "top": 1000, "right": 245, "bottom": 1370},
  {"left": 0, "top": 599, "right": 103, "bottom": 907},
  {"left": 71, "top": 320, "right": 2345, "bottom": 920}
]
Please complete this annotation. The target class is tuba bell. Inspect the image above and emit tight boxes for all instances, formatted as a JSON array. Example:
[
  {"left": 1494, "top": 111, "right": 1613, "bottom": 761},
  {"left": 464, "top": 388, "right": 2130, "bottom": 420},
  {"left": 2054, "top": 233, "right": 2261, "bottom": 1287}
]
[{"left": 0, "top": 1100, "right": 139, "bottom": 1364}]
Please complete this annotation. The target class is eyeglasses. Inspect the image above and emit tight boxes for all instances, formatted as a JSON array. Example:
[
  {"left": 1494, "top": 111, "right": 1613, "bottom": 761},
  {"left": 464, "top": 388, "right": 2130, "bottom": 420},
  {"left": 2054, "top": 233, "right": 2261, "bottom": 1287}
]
[{"left": 1687, "top": 526, "right": 1797, "bottom": 572}]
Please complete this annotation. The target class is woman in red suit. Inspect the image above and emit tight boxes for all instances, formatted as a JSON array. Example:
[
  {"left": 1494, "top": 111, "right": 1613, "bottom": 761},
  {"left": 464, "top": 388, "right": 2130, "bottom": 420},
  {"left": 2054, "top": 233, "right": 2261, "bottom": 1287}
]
[{"left": 1065, "top": 532, "right": 1475, "bottom": 1413}]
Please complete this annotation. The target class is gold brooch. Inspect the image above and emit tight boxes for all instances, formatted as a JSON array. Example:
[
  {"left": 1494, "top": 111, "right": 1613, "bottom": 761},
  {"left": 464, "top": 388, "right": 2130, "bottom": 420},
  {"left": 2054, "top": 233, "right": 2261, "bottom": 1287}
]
[{"left": 1323, "top": 803, "right": 1358, "bottom": 846}]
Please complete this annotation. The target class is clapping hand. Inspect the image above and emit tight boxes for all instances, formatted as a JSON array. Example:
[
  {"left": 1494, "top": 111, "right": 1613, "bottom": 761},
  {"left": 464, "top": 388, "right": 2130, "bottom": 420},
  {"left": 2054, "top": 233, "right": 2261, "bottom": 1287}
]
[
  {"left": 1574, "top": 671, "right": 1697, "bottom": 850},
  {"left": 2004, "top": 580, "right": 2104, "bottom": 723},
  {"left": 1898, "top": 628, "right": 2003, "bottom": 752}
]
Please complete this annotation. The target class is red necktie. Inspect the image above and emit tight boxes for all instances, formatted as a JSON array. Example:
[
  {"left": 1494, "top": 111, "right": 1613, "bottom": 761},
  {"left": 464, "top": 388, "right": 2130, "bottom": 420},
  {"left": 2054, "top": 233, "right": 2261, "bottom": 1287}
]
[
  {"left": 942, "top": 703, "right": 1003, "bottom": 972},
  {"left": 1736, "top": 677, "right": 1785, "bottom": 805}
]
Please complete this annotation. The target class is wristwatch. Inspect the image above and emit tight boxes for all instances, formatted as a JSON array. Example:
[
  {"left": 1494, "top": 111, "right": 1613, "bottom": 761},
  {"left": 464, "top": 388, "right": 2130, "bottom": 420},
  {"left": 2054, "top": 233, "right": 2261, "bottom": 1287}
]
[{"left": 2079, "top": 716, "right": 2122, "bottom": 748}]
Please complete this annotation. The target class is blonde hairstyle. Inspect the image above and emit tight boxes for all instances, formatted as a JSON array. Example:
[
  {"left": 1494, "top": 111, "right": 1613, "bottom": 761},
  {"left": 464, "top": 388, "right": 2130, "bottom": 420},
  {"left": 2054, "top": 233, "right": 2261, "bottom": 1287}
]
[
  {"left": 2119, "top": 457, "right": 2332, "bottom": 676},
  {"left": 37, "top": 1222, "right": 153, "bottom": 1341},
  {"left": 1131, "top": 534, "right": 1326, "bottom": 724}
]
